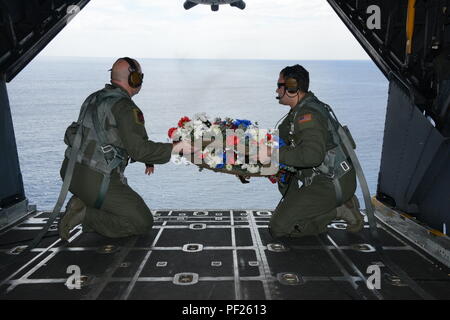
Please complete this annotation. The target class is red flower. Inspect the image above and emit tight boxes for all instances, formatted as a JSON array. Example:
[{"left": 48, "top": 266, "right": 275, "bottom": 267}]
[
  {"left": 266, "top": 133, "right": 273, "bottom": 141},
  {"left": 178, "top": 116, "right": 191, "bottom": 128},
  {"left": 168, "top": 127, "right": 178, "bottom": 138},
  {"left": 226, "top": 135, "right": 240, "bottom": 146},
  {"left": 268, "top": 176, "right": 278, "bottom": 184}
]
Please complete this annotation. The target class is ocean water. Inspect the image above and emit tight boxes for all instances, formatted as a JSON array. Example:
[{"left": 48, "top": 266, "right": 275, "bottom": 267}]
[{"left": 8, "top": 57, "right": 388, "bottom": 210}]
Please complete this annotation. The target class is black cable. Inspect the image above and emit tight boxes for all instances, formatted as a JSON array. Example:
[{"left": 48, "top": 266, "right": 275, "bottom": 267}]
[{"left": 274, "top": 111, "right": 290, "bottom": 129}]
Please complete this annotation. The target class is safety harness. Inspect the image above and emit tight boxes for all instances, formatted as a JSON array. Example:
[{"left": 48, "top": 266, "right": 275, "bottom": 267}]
[
  {"left": 64, "top": 87, "right": 130, "bottom": 209},
  {"left": 286, "top": 95, "right": 355, "bottom": 206}
]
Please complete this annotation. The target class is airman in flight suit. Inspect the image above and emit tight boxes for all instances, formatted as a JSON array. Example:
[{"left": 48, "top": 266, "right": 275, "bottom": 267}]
[{"left": 59, "top": 57, "right": 192, "bottom": 239}]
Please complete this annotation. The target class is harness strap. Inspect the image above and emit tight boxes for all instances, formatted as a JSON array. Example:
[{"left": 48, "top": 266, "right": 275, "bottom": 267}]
[
  {"left": 90, "top": 96, "right": 125, "bottom": 209},
  {"left": 0, "top": 100, "right": 92, "bottom": 276},
  {"left": 332, "top": 178, "right": 343, "bottom": 206}
]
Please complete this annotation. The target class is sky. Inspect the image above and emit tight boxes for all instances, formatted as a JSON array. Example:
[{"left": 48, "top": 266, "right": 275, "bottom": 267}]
[{"left": 41, "top": 0, "right": 370, "bottom": 60}]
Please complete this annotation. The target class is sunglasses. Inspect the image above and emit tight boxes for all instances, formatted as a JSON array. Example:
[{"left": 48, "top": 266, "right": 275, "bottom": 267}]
[{"left": 277, "top": 82, "right": 285, "bottom": 89}]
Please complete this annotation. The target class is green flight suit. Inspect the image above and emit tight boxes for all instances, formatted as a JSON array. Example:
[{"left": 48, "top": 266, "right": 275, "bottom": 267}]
[
  {"left": 269, "top": 92, "right": 357, "bottom": 238},
  {"left": 61, "top": 84, "right": 173, "bottom": 238}
]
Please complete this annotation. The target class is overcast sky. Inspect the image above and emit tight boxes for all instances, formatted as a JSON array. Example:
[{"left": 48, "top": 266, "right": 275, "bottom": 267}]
[{"left": 41, "top": 0, "right": 369, "bottom": 60}]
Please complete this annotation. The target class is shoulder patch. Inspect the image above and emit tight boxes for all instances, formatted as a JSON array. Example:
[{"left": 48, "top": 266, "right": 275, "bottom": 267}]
[
  {"left": 132, "top": 108, "right": 145, "bottom": 125},
  {"left": 298, "top": 113, "right": 313, "bottom": 124}
]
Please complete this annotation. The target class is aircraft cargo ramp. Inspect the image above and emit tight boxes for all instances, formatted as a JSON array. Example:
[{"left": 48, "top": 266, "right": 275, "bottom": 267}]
[{"left": 1, "top": 205, "right": 448, "bottom": 300}]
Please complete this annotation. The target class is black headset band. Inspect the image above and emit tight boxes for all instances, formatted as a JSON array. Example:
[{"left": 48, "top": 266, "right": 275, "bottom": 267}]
[{"left": 122, "top": 57, "right": 138, "bottom": 72}]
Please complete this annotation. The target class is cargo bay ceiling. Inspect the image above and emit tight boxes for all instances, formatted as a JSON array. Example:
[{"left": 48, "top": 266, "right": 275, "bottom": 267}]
[{"left": 0, "top": 0, "right": 449, "bottom": 230}]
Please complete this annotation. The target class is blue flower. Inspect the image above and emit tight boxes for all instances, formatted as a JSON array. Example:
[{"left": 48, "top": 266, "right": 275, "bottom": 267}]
[
  {"left": 233, "top": 119, "right": 252, "bottom": 128},
  {"left": 216, "top": 163, "right": 225, "bottom": 169}
]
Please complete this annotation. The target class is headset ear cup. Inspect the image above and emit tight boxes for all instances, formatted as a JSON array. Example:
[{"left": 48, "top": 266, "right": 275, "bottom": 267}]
[
  {"left": 285, "top": 77, "right": 299, "bottom": 94},
  {"left": 129, "top": 71, "right": 142, "bottom": 88}
]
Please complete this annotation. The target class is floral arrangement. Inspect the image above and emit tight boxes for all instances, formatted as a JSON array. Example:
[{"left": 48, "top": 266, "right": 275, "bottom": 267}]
[{"left": 168, "top": 113, "right": 295, "bottom": 180}]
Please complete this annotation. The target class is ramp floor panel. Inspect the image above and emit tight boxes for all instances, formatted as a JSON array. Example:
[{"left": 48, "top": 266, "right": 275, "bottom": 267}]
[{"left": 0, "top": 210, "right": 449, "bottom": 300}]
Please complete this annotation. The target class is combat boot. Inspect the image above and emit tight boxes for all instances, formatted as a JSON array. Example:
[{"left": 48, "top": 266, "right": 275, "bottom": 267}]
[
  {"left": 58, "top": 195, "right": 86, "bottom": 241},
  {"left": 336, "top": 195, "right": 364, "bottom": 233}
]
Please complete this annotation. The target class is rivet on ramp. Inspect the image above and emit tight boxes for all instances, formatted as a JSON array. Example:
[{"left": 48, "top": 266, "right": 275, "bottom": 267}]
[
  {"left": 65, "top": 274, "right": 92, "bottom": 289},
  {"left": 189, "top": 223, "right": 206, "bottom": 230},
  {"left": 182, "top": 243, "right": 203, "bottom": 252},
  {"left": 211, "top": 261, "right": 222, "bottom": 267},
  {"left": 9, "top": 246, "right": 28, "bottom": 255},
  {"left": 79, "top": 275, "right": 91, "bottom": 288},
  {"left": 97, "top": 245, "right": 119, "bottom": 254},
  {"left": 385, "top": 273, "right": 408, "bottom": 287},
  {"left": 330, "top": 223, "right": 347, "bottom": 230},
  {"left": 156, "top": 261, "right": 168, "bottom": 267},
  {"left": 351, "top": 244, "right": 376, "bottom": 252},
  {"left": 277, "top": 273, "right": 303, "bottom": 285},
  {"left": 193, "top": 211, "right": 208, "bottom": 216},
  {"left": 173, "top": 273, "right": 199, "bottom": 285},
  {"left": 267, "top": 243, "right": 290, "bottom": 252}
]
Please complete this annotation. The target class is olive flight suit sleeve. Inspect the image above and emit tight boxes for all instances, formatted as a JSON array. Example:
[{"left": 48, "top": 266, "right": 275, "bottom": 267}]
[
  {"left": 112, "top": 99, "right": 173, "bottom": 164},
  {"left": 278, "top": 109, "right": 328, "bottom": 168}
]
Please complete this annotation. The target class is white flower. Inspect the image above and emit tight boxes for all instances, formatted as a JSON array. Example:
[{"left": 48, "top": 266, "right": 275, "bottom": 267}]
[
  {"left": 226, "top": 164, "right": 233, "bottom": 171},
  {"left": 172, "top": 155, "right": 183, "bottom": 165},
  {"left": 246, "top": 165, "right": 260, "bottom": 174},
  {"left": 194, "top": 124, "right": 207, "bottom": 139},
  {"left": 194, "top": 112, "right": 209, "bottom": 122},
  {"left": 208, "top": 125, "right": 222, "bottom": 135},
  {"left": 204, "top": 155, "right": 223, "bottom": 168},
  {"left": 183, "top": 121, "right": 194, "bottom": 131},
  {"left": 193, "top": 120, "right": 203, "bottom": 127}
]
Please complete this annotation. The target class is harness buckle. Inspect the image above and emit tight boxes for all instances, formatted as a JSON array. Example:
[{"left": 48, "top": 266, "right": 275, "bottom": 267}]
[
  {"left": 101, "top": 144, "right": 124, "bottom": 162},
  {"left": 101, "top": 145, "right": 114, "bottom": 154},
  {"left": 340, "top": 161, "right": 350, "bottom": 172}
]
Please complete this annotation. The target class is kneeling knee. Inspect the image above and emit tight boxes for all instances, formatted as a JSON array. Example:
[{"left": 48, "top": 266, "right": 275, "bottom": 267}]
[
  {"left": 268, "top": 221, "right": 289, "bottom": 239},
  {"left": 139, "top": 214, "right": 153, "bottom": 232}
]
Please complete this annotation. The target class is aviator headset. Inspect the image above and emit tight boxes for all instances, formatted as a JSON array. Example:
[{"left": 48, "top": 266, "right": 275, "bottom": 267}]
[
  {"left": 276, "top": 76, "right": 300, "bottom": 101},
  {"left": 284, "top": 77, "right": 300, "bottom": 94},
  {"left": 122, "top": 57, "right": 144, "bottom": 88}
]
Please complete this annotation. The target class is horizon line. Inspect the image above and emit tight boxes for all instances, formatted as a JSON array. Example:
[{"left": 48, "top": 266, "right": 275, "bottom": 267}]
[{"left": 38, "top": 55, "right": 372, "bottom": 62}]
